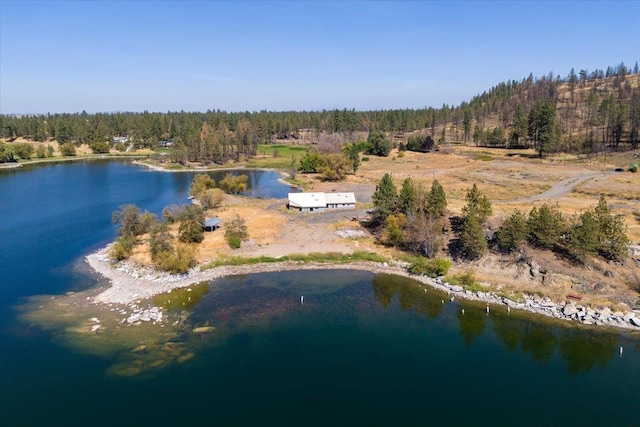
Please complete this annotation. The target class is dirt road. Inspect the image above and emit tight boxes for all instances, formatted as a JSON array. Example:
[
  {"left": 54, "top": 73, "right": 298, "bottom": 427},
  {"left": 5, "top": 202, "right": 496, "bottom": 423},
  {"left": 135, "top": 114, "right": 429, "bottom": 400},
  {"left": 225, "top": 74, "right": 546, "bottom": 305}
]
[{"left": 500, "top": 172, "right": 611, "bottom": 204}]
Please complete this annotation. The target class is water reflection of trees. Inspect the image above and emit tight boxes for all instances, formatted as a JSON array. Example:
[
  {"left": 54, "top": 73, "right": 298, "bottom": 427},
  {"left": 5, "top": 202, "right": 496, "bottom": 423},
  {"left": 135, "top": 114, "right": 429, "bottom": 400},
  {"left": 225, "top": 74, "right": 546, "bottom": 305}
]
[
  {"left": 492, "top": 312, "right": 618, "bottom": 374},
  {"left": 372, "top": 274, "right": 444, "bottom": 319},
  {"left": 458, "top": 308, "right": 487, "bottom": 345},
  {"left": 371, "top": 274, "right": 624, "bottom": 374},
  {"left": 558, "top": 329, "right": 617, "bottom": 375},
  {"left": 199, "top": 170, "right": 284, "bottom": 199}
]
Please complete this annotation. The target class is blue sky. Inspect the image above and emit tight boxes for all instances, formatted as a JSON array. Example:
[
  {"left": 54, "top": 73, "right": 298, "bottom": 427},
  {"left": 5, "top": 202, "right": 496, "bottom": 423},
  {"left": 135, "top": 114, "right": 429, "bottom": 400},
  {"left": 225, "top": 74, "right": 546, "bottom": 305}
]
[{"left": 1, "top": 1, "right": 638, "bottom": 114}]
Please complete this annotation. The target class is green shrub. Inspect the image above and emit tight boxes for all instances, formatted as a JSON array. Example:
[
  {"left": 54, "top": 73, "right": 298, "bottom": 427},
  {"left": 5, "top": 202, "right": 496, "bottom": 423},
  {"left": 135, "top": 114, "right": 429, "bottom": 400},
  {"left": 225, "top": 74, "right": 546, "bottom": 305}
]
[
  {"left": 226, "top": 235, "right": 242, "bottom": 249},
  {"left": 199, "top": 188, "right": 225, "bottom": 210},
  {"left": 189, "top": 174, "right": 216, "bottom": 199},
  {"left": 298, "top": 152, "right": 325, "bottom": 173},
  {"left": 409, "top": 257, "right": 451, "bottom": 277},
  {"left": 109, "top": 236, "right": 136, "bottom": 260},
  {"left": 444, "top": 270, "right": 488, "bottom": 292},
  {"left": 35, "top": 145, "right": 47, "bottom": 158},
  {"left": 0, "top": 142, "right": 15, "bottom": 163},
  {"left": 361, "top": 156, "right": 370, "bottom": 162},
  {"left": 224, "top": 215, "right": 249, "bottom": 249},
  {"left": 153, "top": 244, "right": 197, "bottom": 273},
  {"left": 59, "top": 143, "right": 76, "bottom": 156},
  {"left": 90, "top": 141, "right": 110, "bottom": 154},
  {"left": 630, "top": 164, "right": 638, "bottom": 173},
  {"left": 13, "top": 143, "right": 34, "bottom": 160}
]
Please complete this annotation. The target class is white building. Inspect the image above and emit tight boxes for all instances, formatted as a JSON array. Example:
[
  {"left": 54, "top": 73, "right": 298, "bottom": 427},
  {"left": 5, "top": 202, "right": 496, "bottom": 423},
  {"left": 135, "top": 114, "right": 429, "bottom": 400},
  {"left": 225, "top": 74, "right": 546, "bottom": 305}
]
[
  {"left": 325, "top": 192, "right": 357, "bottom": 209},
  {"left": 287, "top": 192, "right": 356, "bottom": 212}
]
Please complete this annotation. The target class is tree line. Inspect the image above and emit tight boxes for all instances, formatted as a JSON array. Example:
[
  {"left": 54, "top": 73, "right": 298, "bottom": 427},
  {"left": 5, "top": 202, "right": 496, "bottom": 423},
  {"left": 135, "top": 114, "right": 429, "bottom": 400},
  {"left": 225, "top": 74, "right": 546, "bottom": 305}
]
[{"left": 2, "top": 62, "right": 639, "bottom": 164}]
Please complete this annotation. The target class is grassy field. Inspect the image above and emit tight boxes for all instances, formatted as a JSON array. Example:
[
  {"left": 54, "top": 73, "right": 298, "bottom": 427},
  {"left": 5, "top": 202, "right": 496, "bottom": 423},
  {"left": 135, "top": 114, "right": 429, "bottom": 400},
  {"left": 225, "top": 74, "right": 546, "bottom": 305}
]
[{"left": 245, "top": 144, "right": 309, "bottom": 169}]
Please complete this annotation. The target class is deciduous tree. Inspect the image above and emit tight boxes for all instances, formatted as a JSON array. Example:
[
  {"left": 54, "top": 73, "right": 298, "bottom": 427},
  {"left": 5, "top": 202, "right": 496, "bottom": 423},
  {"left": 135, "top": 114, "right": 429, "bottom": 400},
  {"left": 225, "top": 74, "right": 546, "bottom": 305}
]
[
  {"left": 225, "top": 214, "right": 249, "bottom": 249},
  {"left": 177, "top": 204, "right": 204, "bottom": 243}
]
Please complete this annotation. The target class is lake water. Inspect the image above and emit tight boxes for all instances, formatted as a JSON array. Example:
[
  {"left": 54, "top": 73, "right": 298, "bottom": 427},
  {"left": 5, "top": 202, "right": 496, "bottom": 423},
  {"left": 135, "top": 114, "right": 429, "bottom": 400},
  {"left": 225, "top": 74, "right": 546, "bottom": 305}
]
[{"left": 1, "top": 160, "right": 638, "bottom": 426}]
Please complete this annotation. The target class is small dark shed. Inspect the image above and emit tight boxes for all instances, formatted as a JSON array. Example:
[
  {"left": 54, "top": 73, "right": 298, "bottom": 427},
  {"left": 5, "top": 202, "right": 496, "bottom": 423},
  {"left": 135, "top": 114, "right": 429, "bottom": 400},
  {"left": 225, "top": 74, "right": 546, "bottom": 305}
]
[{"left": 204, "top": 217, "right": 222, "bottom": 232}]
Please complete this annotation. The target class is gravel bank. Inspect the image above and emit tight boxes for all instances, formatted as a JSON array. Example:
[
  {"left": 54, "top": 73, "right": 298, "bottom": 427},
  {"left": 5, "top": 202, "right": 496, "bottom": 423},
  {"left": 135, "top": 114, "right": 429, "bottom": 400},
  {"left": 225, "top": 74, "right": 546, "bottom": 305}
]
[{"left": 86, "top": 245, "right": 640, "bottom": 332}]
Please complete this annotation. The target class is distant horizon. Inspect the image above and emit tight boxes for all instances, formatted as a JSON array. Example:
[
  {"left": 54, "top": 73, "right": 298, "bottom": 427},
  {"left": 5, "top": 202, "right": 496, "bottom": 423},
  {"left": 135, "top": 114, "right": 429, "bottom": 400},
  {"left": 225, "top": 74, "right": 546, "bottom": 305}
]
[{"left": 1, "top": 1, "right": 639, "bottom": 114}]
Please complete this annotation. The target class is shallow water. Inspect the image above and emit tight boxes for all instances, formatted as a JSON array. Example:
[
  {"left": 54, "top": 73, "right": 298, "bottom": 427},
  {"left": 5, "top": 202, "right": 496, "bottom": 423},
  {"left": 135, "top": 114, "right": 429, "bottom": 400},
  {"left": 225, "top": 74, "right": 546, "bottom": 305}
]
[{"left": 1, "top": 161, "right": 639, "bottom": 427}]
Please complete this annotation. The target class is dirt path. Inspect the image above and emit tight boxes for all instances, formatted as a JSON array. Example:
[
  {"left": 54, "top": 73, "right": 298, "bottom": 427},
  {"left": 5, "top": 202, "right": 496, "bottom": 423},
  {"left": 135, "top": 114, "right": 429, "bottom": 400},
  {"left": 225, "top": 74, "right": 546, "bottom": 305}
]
[{"left": 500, "top": 172, "right": 611, "bottom": 204}]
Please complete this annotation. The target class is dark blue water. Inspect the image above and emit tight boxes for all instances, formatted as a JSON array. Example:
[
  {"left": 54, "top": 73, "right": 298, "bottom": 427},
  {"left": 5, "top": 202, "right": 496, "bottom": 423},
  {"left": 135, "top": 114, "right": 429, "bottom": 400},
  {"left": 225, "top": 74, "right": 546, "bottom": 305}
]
[{"left": 1, "top": 161, "right": 639, "bottom": 427}]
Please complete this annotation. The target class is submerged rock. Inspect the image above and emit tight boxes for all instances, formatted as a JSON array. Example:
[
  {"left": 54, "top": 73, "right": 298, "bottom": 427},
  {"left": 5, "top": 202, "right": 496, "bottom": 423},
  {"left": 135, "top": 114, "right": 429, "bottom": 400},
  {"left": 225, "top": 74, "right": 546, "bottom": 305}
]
[
  {"left": 131, "top": 345, "right": 148, "bottom": 353},
  {"left": 177, "top": 353, "right": 194, "bottom": 363},
  {"left": 192, "top": 326, "right": 216, "bottom": 334}
]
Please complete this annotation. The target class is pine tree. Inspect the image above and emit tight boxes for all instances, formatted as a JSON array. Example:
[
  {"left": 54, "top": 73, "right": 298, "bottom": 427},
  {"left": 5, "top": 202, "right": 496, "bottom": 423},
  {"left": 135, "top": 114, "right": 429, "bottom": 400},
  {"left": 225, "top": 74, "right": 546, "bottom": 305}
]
[
  {"left": 462, "top": 184, "right": 492, "bottom": 223},
  {"left": 510, "top": 103, "right": 528, "bottom": 147},
  {"left": 372, "top": 173, "right": 398, "bottom": 221},
  {"left": 462, "top": 107, "right": 472, "bottom": 143},
  {"left": 528, "top": 100, "right": 559, "bottom": 158},
  {"left": 527, "top": 204, "right": 565, "bottom": 249},
  {"left": 426, "top": 179, "right": 447, "bottom": 217},
  {"left": 459, "top": 215, "right": 487, "bottom": 260},
  {"left": 496, "top": 210, "right": 527, "bottom": 253},
  {"left": 568, "top": 211, "right": 599, "bottom": 263},
  {"left": 593, "top": 195, "right": 629, "bottom": 260},
  {"left": 398, "top": 177, "right": 418, "bottom": 215}
]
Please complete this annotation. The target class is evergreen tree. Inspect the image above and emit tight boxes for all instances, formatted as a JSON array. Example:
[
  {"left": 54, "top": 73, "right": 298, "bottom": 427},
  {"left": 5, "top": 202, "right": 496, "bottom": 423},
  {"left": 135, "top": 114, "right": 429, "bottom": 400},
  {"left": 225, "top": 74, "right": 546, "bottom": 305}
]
[
  {"left": 528, "top": 100, "right": 559, "bottom": 158},
  {"left": 459, "top": 215, "right": 487, "bottom": 260},
  {"left": 510, "top": 103, "right": 528, "bottom": 147},
  {"left": 426, "top": 179, "right": 447, "bottom": 217},
  {"left": 496, "top": 210, "right": 528, "bottom": 253},
  {"left": 398, "top": 177, "right": 418, "bottom": 215},
  {"left": 593, "top": 195, "right": 629, "bottom": 260},
  {"left": 462, "top": 184, "right": 492, "bottom": 223},
  {"left": 365, "top": 130, "right": 392, "bottom": 157},
  {"left": 527, "top": 204, "right": 565, "bottom": 249},
  {"left": 568, "top": 211, "right": 599, "bottom": 263},
  {"left": 372, "top": 173, "right": 398, "bottom": 221},
  {"left": 462, "top": 107, "right": 472, "bottom": 143}
]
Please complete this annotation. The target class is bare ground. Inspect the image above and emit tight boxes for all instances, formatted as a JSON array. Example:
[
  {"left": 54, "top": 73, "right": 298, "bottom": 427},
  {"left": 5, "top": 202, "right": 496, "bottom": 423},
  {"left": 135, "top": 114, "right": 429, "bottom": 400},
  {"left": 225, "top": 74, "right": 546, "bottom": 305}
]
[{"left": 117, "top": 145, "right": 639, "bottom": 310}]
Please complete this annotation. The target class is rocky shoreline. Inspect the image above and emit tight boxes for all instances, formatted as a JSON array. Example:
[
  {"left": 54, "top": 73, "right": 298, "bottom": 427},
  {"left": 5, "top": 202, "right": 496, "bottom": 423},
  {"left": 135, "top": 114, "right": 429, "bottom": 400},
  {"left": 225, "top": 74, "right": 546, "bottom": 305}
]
[{"left": 86, "top": 246, "right": 640, "bottom": 332}]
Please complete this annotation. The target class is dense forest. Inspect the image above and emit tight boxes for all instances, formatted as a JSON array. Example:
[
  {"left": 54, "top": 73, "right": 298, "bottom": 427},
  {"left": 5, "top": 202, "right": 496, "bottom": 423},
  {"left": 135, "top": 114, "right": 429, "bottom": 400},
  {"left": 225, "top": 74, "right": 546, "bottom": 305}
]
[{"left": 1, "top": 62, "right": 639, "bottom": 164}]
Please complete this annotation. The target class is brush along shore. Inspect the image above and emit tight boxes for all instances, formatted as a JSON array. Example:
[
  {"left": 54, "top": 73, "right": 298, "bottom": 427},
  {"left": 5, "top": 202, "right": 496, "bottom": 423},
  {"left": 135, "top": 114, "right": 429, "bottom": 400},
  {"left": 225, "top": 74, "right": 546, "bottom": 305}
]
[{"left": 86, "top": 245, "right": 640, "bottom": 332}]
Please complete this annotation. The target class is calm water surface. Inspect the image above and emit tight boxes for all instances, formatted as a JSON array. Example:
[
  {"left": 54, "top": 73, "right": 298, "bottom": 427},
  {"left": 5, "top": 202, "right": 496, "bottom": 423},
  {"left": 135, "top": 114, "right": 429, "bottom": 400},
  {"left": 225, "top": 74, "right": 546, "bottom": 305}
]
[{"left": 0, "top": 161, "right": 638, "bottom": 427}]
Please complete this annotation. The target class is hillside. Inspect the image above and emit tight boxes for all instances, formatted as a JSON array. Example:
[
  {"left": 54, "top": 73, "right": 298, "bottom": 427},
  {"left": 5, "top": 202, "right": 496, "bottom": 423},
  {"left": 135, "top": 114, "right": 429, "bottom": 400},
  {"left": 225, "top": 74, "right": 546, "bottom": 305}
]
[{"left": 2, "top": 63, "right": 639, "bottom": 164}]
